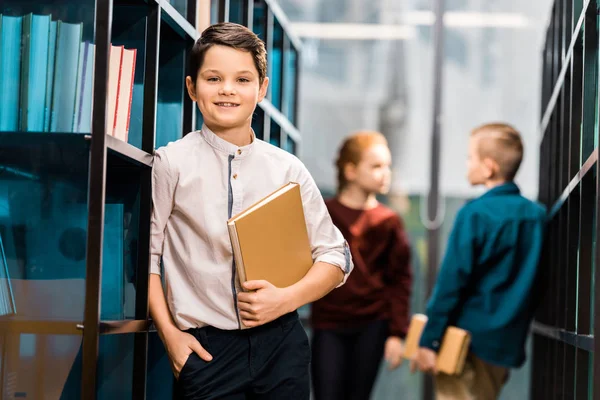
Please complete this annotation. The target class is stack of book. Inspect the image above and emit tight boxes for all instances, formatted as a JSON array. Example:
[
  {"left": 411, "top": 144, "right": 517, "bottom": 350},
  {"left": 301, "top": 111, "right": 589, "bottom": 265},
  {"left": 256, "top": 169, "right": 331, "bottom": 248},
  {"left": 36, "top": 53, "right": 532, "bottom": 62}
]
[{"left": 0, "top": 13, "right": 136, "bottom": 142}]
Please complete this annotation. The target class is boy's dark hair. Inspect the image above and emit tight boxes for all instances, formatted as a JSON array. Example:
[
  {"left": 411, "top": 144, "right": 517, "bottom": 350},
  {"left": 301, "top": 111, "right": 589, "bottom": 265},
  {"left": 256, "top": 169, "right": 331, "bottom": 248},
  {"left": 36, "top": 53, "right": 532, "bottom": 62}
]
[
  {"left": 472, "top": 123, "right": 524, "bottom": 181},
  {"left": 188, "top": 22, "right": 267, "bottom": 84}
]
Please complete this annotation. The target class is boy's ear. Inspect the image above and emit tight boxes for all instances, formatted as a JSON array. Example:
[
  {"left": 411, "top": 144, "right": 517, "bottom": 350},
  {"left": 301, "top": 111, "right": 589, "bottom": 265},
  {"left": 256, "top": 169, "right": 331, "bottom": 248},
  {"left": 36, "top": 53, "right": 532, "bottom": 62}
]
[
  {"left": 185, "top": 76, "right": 197, "bottom": 102},
  {"left": 258, "top": 77, "right": 269, "bottom": 103},
  {"left": 482, "top": 157, "right": 498, "bottom": 179}
]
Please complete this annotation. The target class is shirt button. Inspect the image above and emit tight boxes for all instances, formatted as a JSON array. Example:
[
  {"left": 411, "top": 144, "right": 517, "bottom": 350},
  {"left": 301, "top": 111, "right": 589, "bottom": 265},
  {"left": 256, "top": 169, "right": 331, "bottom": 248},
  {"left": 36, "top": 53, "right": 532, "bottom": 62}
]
[
  {"left": 233, "top": 174, "right": 238, "bottom": 179},
  {"left": 433, "top": 341, "right": 440, "bottom": 348},
  {"left": 237, "top": 149, "right": 242, "bottom": 155}
]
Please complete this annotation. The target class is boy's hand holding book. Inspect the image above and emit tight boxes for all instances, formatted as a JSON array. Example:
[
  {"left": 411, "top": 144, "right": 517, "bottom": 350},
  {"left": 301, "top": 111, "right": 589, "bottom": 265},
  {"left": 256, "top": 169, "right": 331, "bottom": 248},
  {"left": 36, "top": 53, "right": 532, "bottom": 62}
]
[
  {"left": 237, "top": 280, "right": 295, "bottom": 328},
  {"left": 403, "top": 314, "right": 470, "bottom": 375},
  {"left": 410, "top": 348, "right": 438, "bottom": 374}
]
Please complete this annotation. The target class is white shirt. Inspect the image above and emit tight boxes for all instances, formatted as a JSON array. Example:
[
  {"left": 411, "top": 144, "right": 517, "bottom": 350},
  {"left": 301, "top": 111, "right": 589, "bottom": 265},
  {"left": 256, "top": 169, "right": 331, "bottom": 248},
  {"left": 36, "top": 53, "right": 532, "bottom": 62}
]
[{"left": 150, "top": 125, "right": 353, "bottom": 330}]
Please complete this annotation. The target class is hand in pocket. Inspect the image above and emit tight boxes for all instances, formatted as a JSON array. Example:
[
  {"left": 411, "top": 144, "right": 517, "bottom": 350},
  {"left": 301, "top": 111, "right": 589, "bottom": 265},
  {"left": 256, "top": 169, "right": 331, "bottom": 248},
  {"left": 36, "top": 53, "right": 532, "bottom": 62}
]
[{"left": 163, "top": 329, "right": 213, "bottom": 379}]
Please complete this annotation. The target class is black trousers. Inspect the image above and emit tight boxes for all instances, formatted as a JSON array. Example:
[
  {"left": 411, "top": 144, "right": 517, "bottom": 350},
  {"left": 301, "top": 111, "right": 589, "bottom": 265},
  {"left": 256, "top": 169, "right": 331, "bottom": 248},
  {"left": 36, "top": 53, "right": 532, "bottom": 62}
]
[
  {"left": 174, "top": 311, "right": 310, "bottom": 400},
  {"left": 311, "top": 320, "right": 388, "bottom": 400}
]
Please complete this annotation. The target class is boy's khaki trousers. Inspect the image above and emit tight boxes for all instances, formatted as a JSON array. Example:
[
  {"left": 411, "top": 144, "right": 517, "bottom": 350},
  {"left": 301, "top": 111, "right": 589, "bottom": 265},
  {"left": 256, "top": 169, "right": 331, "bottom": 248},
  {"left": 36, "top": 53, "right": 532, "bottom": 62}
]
[{"left": 435, "top": 353, "right": 509, "bottom": 400}]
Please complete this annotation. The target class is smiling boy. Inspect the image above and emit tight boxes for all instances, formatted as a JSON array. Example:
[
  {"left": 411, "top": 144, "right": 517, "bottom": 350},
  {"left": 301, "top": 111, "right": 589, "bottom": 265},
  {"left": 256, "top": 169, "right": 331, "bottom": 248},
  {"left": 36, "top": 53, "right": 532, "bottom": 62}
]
[{"left": 148, "top": 23, "right": 353, "bottom": 399}]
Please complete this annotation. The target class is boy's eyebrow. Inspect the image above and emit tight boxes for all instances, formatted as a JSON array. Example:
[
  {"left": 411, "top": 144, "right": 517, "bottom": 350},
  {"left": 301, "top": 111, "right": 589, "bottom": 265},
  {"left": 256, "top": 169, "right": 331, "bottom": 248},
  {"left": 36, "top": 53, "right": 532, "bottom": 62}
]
[{"left": 201, "top": 68, "right": 256, "bottom": 76}]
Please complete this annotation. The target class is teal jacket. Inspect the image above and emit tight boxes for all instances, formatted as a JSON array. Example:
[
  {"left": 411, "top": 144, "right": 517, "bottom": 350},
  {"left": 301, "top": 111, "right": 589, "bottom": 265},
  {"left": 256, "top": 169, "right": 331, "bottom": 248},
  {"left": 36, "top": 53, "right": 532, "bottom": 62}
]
[{"left": 419, "top": 182, "right": 546, "bottom": 368}]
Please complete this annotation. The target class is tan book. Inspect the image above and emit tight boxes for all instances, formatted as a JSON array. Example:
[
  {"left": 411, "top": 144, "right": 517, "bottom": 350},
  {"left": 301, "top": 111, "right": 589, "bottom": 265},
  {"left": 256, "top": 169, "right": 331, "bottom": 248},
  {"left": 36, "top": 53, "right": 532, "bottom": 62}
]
[
  {"left": 403, "top": 313, "right": 428, "bottom": 359},
  {"left": 403, "top": 313, "right": 471, "bottom": 375},
  {"left": 106, "top": 45, "right": 123, "bottom": 136},
  {"left": 227, "top": 182, "right": 313, "bottom": 290},
  {"left": 113, "top": 48, "right": 136, "bottom": 142},
  {"left": 437, "top": 326, "right": 471, "bottom": 375}
]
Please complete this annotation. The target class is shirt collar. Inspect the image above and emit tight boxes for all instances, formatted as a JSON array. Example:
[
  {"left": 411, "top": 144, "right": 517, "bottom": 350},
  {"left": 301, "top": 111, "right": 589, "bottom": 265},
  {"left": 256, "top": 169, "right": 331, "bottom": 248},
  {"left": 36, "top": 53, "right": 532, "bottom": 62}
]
[
  {"left": 200, "top": 124, "right": 255, "bottom": 158},
  {"left": 481, "top": 182, "right": 521, "bottom": 198}
]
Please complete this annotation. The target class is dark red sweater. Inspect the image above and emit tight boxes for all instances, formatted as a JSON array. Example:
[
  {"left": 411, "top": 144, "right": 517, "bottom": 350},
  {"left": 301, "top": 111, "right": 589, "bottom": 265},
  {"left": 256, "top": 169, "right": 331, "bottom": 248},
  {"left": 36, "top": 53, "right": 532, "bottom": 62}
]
[{"left": 311, "top": 198, "right": 413, "bottom": 337}]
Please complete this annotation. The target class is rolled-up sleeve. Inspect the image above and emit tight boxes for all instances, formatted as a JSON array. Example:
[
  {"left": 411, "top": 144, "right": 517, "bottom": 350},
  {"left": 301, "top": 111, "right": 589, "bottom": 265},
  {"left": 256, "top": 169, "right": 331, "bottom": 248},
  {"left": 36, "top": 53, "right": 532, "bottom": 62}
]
[
  {"left": 150, "top": 149, "right": 178, "bottom": 275},
  {"left": 293, "top": 161, "right": 353, "bottom": 285}
]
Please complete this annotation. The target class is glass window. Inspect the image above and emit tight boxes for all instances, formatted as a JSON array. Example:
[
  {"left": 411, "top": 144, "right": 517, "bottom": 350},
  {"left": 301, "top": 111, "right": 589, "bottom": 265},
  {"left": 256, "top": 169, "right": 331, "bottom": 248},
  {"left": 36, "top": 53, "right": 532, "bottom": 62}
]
[
  {"left": 0, "top": 333, "right": 83, "bottom": 398},
  {"left": 104, "top": 163, "right": 144, "bottom": 320},
  {"left": 229, "top": 0, "right": 247, "bottom": 25},
  {"left": 284, "top": 134, "right": 296, "bottom": 154},
  {"left": 269, "top": 18, "right": 284, "bottom": 110},
  {"left": 0, "top": 145, "right": 89, "bottom": 321},
  {"left": 269, "top": 120, "right": 281, "bottom": 148},
  {"left": 147, "top": 332, "right": 174, "bottom": 400},
  {"left": 252, "top": 106, "right": 265, "bottom": 140},
  {"left": 210, "top": 0, "right": 220, "bottom": 24},
  {"left": 97, "top": 334, "right": 135, "bottom": 398},
  {"left": 252, "top": 0, "right": 267, "bottom": 42},
  {"left": 165, "top": 0, "right": 187, "bottom": 19},
  {"left": 156, "top": 22, "right": 186, "bottom": 148},
  {"left": 195, "top": 106, "right": 204, "bottom": 131},
  {"left": 283, "top": 38, "right": 298, "bottom": 125}
]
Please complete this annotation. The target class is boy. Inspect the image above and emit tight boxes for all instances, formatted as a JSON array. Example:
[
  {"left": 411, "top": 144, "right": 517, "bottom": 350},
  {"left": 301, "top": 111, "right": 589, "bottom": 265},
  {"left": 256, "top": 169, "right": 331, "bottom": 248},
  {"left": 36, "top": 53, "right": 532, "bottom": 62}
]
[
  {"left": 149, "top": 23, "right": 353, "bottom": 399},
  {"left": 411, "top": 123, "right": 546, "bottom": 399}
]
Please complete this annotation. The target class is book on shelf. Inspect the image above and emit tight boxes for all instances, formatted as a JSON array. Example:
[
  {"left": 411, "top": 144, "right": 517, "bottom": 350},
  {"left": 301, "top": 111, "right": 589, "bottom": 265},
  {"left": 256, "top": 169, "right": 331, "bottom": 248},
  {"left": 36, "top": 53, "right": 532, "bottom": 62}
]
[
  {"left": 0, "top": 14, "right": 22, "bottom": 132},
  {"left": 227, "top": 182, "right": 313, "bottom": 291},
  {"left": 50, "top": 20, "right": 82, "bottom": 133},
  {"left": 0, "top": 13, "right": 136, "bottom": 142},
  {"left": 403, "top": 313, "right": 472, "bottom": 375},
  {"left": 0, "top": 233, "right": 16, "bottom": 317},
  {"left": 20, "top": 13, "right": 52, "bottom": 132}
]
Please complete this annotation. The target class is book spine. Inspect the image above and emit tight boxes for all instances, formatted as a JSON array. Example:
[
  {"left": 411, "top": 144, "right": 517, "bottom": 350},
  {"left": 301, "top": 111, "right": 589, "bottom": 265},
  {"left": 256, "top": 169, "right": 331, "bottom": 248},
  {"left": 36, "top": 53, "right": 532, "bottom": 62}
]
[
  {"left": 227, "top": 223, "right": 247, "bottom": 287},
  {"left": 19, "top": 14, "right": 32, "bottom": 132},
  {"left": 112, "top": 45, "right": 124, "bottom": 136},
  {"left": 124, "top": 49, "right": 137, "bottom": 142},
  {"left": 44, "top": 20, "right": 57, "bottom": 132},
  {"left": 0, "top": 15, "right": 23, "bottom": 132}
]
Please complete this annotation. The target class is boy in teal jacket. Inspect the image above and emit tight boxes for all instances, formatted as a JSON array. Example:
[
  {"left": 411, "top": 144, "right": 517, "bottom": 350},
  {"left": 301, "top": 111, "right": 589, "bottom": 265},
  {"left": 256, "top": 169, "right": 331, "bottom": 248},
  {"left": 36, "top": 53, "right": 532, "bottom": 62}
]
[{"left": 412, "top": 123, "right": 546, "bottom": 399}]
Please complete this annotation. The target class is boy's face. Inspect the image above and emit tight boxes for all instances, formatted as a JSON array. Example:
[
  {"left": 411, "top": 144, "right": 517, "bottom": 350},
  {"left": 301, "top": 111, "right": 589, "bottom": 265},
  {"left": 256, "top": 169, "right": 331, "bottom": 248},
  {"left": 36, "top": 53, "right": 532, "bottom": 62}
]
[
  {"left": 467, "top": 136, "right": 495, "bottom": 186},
  {"left": 186, "top": 45, "right": 269, "bottom": 131},
  {"left": 345, "top": 144, "right": 392, "bottom": 195}
]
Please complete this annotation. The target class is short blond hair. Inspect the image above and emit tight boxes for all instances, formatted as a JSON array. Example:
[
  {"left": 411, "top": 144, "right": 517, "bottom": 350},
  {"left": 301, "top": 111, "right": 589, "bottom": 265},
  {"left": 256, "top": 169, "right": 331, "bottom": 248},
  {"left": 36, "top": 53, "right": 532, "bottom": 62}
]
[
  {"left": 335, "top": 131, "right": 388, "bottom": 192},
  {"left": 471, "top": 123, "right": 523, "bottom": 181}
]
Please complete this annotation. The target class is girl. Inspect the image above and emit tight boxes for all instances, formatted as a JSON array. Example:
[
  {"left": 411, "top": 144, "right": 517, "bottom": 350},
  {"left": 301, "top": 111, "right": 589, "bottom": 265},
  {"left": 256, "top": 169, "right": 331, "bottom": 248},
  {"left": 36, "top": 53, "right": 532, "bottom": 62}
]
[{"left": 311, "top": 131, "right": 413, "bottom": 400}]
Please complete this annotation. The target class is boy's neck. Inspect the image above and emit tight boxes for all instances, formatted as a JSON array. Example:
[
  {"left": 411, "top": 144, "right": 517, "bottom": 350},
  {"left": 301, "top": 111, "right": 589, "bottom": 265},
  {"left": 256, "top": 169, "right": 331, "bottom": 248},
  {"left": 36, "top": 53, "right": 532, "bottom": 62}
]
[
  {"left": 484, "top": 178, "right": 509, "bottom": 189},
  {"left": 206, "top": 122, "right": 253, "bottom": 147},
  {"left": 337, "top": 185, "right": 379, "bottom": 210}
]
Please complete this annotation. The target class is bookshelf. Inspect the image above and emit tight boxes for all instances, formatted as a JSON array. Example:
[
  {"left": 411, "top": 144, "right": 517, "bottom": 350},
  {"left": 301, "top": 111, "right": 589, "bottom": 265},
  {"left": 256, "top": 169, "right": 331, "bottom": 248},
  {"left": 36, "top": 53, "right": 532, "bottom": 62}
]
[{"left": 0, "top": 0, "right": 301, "bottom": 399}]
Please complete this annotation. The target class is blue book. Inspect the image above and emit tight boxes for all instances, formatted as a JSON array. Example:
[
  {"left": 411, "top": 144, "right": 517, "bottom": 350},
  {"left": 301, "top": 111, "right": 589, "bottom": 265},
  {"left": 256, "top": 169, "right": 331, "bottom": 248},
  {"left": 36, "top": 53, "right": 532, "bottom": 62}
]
[
  {"left": 20, "top": 14, "right": 51, "bottom": 132},
  {"left": 0, "top": 233, "right": 16, "bottom": 316},
  {"left": 73, "top": 42, "right": 86, "bottom": 132},
  {"left": 50, "top": 21, "right": 82, "bottom": 133},
  {"left": 75, "top": 42, "right": 95, "bottom": 133},
  {"left": 0, "top": 15, "right": 23, "bottom": 132},
  {"left": 44, "top": 20, "right": 57, "bottom": 132},
  {"left": 101, "top": 204, "right": 124, "bottom": 320}
]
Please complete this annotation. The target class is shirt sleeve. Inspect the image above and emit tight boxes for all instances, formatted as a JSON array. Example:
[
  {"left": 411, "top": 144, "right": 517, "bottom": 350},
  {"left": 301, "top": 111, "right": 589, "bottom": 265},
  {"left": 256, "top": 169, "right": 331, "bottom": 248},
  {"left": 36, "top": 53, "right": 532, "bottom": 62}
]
[
  {"left": 419, "top": 207, "right": 478, "bottom": 351},
  {"left": 150, "top": 149, "right": 178, "bottom": 276},
  {"left": 384, "top": 217, "right": 413, "bottom": 338},
  {"left": 293, "top": 161, "right": 353, "bottom": 285}
]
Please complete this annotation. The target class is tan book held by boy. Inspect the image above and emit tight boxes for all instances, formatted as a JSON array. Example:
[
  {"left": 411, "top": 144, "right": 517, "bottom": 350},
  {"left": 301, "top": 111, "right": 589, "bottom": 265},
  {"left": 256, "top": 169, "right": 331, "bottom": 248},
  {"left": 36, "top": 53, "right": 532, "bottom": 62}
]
[
  {"left": 437, "top": 326, "right": 471, "bottom": 375},
  {"left": 403, "top": 313, "right": 471, "bottom": 375},
  {"left": 227, "top": 182, "right": 313, "bottom": 290}
]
